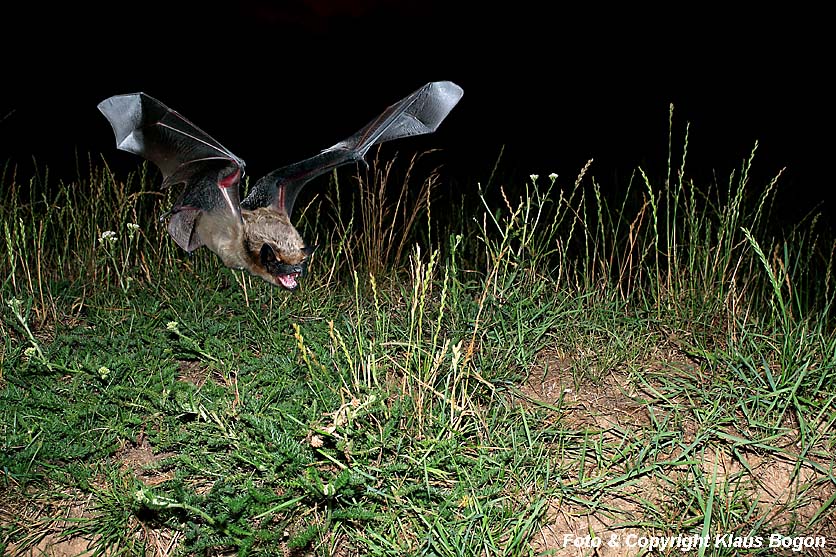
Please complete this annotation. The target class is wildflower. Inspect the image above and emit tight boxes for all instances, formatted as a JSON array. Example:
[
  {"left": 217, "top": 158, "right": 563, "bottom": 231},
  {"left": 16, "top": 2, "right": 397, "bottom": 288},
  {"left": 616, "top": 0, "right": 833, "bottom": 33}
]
[
  {"left": 530, "top": 174, "right": 539, "bottom": 183},
  {"left": 126, "top": 223, "right": 140, "bottom": 240},
  {"left": 24, "top": 346, "right": 36, "bottom": 358},
  {"left": 98, "top": 366, "right": 111, "bottom": 379},
  {"left": 548, "top": 172, "right": 558, "bottom": 182},
  {"left": 166, "top": 321, "right": 180, "bottom": 333},
  {"left": 135, "top": 489, "right": 150, "bottom": 505},
  {"left": 5, "top": 297, "right": 22, "bottom": 313},
  {"left": 99, "top": 230, "right": 118, "bottom": 244}
]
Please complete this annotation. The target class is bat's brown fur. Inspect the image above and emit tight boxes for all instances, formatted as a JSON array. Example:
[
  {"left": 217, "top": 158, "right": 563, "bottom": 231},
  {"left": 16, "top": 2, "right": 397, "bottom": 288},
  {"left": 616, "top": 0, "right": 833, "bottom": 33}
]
[{"left": 196, "top": 206, "right": 309, "bottom": 288}]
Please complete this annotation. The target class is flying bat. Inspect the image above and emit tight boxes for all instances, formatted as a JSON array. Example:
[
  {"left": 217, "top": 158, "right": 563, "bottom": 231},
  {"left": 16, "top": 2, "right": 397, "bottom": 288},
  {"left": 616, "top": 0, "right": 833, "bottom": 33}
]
[{"left": 98, "top": 81, "right": 463, "bottom": 289}]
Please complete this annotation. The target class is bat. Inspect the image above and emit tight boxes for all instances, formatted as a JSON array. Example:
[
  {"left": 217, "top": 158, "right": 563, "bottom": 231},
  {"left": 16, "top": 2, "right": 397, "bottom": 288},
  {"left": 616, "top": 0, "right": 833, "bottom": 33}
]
[{"left": 98, "top": 81, "right": 463, "bottom": 290}]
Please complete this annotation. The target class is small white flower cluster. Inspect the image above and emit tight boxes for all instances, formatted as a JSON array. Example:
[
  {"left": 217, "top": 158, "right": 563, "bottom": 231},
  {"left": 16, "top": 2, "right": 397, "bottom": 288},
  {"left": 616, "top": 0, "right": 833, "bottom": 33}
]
[
  {"left": 99, "top": 230, "right": 118, "bottom": 245},
  {"left": 530, "top": 173, "right": 559, "bottom": 183},
  {"left": 99, "top": 223, "right": 141, "bottom": 245},
  {"left": 5, "top": 297, "right": 23, "bottom": 313}
]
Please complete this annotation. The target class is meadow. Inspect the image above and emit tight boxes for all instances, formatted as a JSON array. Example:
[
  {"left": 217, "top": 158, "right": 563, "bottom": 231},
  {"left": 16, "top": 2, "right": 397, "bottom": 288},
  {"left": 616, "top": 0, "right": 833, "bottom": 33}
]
[{"left": 2, "top": 111, "right": 834, "bottom": 556}]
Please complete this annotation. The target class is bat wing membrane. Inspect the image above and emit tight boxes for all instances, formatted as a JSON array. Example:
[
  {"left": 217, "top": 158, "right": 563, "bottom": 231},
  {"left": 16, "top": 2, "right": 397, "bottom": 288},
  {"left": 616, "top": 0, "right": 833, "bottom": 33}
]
[
  {"left": 241, "top": 81, "right": 463, "bottom": 216},
  {"left": 98, "top": 93, "right": 246, "bottom": 252}
]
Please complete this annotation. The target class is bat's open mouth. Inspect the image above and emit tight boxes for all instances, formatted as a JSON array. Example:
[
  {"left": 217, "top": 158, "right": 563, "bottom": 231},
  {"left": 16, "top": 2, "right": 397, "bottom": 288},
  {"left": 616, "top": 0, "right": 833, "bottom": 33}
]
[
  {"left": 268, "top": 263, "right": 306, "bottom": 290},
  {"left": 276, "top": 272, "right": 301, "bottom": 290}
]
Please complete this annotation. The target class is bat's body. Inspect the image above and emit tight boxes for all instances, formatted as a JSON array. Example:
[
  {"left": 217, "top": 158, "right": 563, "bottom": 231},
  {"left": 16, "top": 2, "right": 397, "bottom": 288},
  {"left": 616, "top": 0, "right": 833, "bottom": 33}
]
[{"left": 98, "top": 82, "right": 463, "bottom": 289}]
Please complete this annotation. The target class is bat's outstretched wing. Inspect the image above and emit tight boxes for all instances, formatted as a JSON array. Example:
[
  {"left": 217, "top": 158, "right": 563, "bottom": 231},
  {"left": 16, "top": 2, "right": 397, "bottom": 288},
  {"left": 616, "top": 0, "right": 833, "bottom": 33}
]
[
  {"left": 98, "top": 93, "right": 245, "bottom": 252},
  {"left": 241, "top": 81, "right": 463, "bottom": 216}
]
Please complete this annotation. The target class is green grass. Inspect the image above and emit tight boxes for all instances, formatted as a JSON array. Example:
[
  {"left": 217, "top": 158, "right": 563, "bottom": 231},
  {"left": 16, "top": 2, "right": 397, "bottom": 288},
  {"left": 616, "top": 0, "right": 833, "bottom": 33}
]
[{"left": 2, "top": 109, "right": 835, "bottom": 556}]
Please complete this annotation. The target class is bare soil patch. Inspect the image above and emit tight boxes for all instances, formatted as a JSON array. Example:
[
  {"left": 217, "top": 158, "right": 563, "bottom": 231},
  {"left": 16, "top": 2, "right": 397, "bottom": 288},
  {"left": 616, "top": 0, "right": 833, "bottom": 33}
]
[{"left": 522, "top": 349, "right": 836, "bottom": 556}]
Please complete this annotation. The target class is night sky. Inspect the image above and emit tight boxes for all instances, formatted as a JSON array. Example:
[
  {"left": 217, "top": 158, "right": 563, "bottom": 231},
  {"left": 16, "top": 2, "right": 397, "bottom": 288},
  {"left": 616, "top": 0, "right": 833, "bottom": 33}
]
[{"left": 2, "top": 3, "right": 832, "bottom": 224}]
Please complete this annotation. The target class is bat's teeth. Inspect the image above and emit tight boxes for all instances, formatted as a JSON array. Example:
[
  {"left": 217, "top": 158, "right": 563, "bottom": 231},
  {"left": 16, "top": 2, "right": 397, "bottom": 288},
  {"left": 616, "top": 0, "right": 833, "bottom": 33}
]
[{"left": 277, "top": 272, "right": 300, "bottom": 290}]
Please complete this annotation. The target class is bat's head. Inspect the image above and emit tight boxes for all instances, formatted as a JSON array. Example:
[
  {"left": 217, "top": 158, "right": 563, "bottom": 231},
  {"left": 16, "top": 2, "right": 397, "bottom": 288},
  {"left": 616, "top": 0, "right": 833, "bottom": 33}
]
[
  {"left": 244, "top": 208, "right": 316, "bottom": 290},
  {"left": 259, "top": 243, "right": 316, "bottom": 290}
]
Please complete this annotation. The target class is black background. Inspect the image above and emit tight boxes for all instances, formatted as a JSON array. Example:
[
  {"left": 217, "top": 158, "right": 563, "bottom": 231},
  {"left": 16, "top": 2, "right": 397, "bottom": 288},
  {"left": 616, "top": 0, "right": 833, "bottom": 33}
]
[{"left": 2, "top": 2, "right": 832, "bottom": 224}]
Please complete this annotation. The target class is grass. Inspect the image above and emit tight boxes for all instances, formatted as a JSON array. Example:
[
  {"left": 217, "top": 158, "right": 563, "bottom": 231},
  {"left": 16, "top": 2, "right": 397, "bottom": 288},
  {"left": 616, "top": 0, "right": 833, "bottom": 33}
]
[{"left": 1, "top": 106, "right": 835, "bottom": 556}]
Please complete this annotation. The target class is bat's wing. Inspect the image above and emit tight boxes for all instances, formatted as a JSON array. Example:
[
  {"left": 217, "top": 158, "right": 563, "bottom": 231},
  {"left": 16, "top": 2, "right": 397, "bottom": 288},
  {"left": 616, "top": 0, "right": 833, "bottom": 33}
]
[
  {"left": 98, "top": 93, "right": 245, "bottom": 252},
  {"left": 240, "top": 81, "right": 463, "bottom": 216}
]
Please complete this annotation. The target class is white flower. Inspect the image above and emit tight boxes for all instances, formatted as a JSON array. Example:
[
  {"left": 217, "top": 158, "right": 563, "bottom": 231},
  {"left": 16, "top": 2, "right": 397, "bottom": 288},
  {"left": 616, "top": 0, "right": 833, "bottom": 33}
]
[
  {"left": 98, "top": 366, "right": 111, "bottom": 378},
  {"left": 126, "top": 223, "right": 140, "bottom": 240},
  {"left": 24, "top": 346, "right": 36, "bottom": 358},
  {"left": 166, "top": 321, "right": 180, "bottom": 333},
  {"left": 5, "top": 297, "right": 22, "bottom": 313},
  {"left": 548, "top": 173, "right": 558, "bottom": 182},
  {"left": 99, "top": 230, "right": 118, "bottom": 244},
  {"left": 530, "top": 174, "right": 539, "bottom": 183}
]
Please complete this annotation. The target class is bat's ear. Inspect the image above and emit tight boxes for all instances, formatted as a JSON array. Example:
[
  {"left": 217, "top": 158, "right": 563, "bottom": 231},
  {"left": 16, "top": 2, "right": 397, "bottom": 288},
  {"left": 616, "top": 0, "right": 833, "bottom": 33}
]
[{"left": 302, "top": 245, "right": 317, "bottom": 257}]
